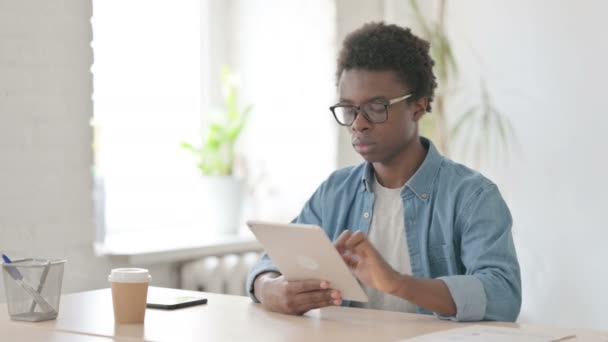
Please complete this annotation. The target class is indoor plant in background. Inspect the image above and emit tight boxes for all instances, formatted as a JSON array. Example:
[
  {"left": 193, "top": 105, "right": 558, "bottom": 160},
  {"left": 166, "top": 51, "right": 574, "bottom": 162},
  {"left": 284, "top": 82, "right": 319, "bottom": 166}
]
[
  {"left": 181, "top": 66, "right": 252, "bottom": 235},
  {"left": 409, "top": 0, "right": 520, "bottom": 167}
]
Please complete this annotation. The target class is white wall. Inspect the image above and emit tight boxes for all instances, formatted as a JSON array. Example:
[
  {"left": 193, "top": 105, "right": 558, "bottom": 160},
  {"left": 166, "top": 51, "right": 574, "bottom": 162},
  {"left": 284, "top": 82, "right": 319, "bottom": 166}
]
[
  {"left": 338, "top": 0, "right": 608, "bottom": 330},
  {"left": 0, "top": 0, "right": 109, "bottom": 301},
  {"left": 446, "top": 0, "right": 608, "bottom": 330},
  {"left": 334, "top": 0, "right": 383, "bottom": 168},
  {"left": 0, "top": 0, "right": 178, "bottom": 302}
]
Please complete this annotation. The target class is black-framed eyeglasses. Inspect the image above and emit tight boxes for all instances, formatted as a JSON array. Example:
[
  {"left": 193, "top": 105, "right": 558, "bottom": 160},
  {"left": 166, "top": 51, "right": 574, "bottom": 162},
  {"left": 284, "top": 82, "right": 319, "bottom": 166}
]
[{"left": 329, "top": 93, "right": 412, "bottom": 126}]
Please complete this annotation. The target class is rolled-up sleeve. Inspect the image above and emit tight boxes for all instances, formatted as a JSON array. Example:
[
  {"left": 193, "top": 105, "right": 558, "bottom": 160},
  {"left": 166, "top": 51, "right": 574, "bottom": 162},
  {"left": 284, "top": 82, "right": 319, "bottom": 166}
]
[
  {"left": 437, "top": 275, "right": 487, "bottom": 321},
  {"left": 245, "top": 254, "right": 280, "bottom": 302},
  {"left": 438, "top": 183, "right": 521, "bottom": 322}
]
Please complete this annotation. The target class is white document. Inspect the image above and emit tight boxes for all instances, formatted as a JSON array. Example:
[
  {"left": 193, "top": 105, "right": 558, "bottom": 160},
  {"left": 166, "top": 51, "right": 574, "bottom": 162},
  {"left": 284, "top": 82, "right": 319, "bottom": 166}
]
[{"left": 401, "top": 325, "right": 574, "bottom": 342}]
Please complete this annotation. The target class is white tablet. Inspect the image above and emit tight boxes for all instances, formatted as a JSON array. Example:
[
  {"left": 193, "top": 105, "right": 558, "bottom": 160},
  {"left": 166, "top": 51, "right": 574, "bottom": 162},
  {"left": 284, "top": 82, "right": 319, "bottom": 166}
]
[{"left": 247, "top": 220, "right": 368, "bottom": 302}]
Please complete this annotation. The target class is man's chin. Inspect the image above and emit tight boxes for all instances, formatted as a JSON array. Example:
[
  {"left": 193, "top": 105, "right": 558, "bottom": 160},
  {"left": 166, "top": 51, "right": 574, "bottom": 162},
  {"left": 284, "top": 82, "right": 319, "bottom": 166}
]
[{"left": 356, "top": 151, "right": 379, "bottom": 163}]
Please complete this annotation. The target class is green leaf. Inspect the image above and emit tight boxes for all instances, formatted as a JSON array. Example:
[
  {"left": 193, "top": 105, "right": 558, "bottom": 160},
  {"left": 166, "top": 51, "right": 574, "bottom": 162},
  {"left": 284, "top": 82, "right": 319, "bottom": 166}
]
[
  {"left": 450, "top": 105, "right": 478, "bottom": 138},
  {"left": 410, "top": 0, "right": 432, "bottom": 38},
  {"left": 439, "top": 34, "right": 458, "bottom": 76},
  {"left": 407, "top": 1, "right": 520, "bottom": 166},
  {"left": 183, "top": 65, "right": 253, "bottom": 176},
  {"left": 180, "top": 141, "right": 198, "bottom": 153}
]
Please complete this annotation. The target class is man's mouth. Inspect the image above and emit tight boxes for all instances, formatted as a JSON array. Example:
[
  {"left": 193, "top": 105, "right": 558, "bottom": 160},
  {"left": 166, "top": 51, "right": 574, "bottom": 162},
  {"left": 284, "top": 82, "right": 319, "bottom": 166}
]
[
  {"left": 352, "top": 138, "right": 375, "bottom": 154},
  {"left": 354, "top": 144, "right": 371, "bottom": 153},
  {"left": 352, "top": 137, "right": 374, "bottom": 146}
]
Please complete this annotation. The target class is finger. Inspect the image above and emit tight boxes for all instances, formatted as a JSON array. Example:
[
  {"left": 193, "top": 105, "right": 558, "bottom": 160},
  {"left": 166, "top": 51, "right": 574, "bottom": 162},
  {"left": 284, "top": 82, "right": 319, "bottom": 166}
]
[
  {"left": 287, "top": 279, "right": 328, "bottom": 295},
  {"left": 341, "top": 250, "right": 354, "bottom": 263},
  {"left": 334, "top": 230, "right": 352, "bottom": 253},
  {"left": 291, "top": 286, "right": 343, "bottom": 307},
  {"left": 295, "top": 297, "right": 342, "bottom": 314},
  {"left": 351, "top": 241, "right": 371, "bottom": 257},
  {"left": 291, "top": 289, "right": 335, "bottom": 307},
  {"left": 344, "top": 231, "right": 369, "bottom": 252},
  {"left": 282, "top": 289, "right": 337, "bottom": 315},
  {"left": 342, "top": 252, "right": 358, "bottom": 268}
]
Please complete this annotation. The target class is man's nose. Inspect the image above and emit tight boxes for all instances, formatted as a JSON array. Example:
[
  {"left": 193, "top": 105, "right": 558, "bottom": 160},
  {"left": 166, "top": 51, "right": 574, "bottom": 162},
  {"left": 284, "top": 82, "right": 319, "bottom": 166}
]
[{"left": 351, "top": 109, "right": 371, "bottom": 132}]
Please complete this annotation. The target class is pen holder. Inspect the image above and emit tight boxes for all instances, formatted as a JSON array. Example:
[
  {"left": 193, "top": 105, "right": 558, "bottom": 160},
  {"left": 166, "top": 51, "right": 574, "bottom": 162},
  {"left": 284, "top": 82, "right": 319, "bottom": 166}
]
[{"left": 1, "top": 258, "right": 66, "bottom": 322}]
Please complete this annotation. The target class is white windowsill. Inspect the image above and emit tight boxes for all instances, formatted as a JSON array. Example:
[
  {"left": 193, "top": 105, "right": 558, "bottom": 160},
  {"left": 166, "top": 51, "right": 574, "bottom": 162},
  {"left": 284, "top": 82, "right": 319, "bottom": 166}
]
[{"left": 94, "top": 228, "right": 262, "bottom": 265}]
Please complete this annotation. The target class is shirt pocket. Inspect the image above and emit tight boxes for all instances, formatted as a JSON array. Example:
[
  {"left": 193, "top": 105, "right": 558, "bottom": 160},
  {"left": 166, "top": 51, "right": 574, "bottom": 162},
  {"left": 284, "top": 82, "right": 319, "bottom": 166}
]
[{"left": 428, "top": 244, "right": 458, "bottom": 277}]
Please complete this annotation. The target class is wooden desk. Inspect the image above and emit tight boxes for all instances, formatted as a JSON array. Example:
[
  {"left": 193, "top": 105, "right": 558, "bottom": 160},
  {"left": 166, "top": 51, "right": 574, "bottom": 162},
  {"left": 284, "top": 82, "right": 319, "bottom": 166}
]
[
  {"left": 0, "top": 319, "right": 114, "bottom": 341},
  {"left": 1, "top": 287, "right": 607, "bottom": 341}
]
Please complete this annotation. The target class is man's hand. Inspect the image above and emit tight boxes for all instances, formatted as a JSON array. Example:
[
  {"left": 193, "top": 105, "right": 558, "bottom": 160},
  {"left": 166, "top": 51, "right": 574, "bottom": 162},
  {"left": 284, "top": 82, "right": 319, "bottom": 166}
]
[
  {"left": 335, "top": 230, "right": 457, "bottom": 317},
  {"left": 253, "top": 272, "right": 342, "bottom": 315},
  {"left": 334, "top": 230, "right": 401, "bottom": 294}
]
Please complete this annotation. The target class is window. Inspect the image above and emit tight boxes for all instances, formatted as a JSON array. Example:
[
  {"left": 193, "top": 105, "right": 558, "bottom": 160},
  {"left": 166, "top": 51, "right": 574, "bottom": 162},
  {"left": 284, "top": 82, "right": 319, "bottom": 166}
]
[
  {"left": 92, "top": 0, "right": 202, "bottom": 237},
  {"left": 92, "top": 0, "right": 337, "bottom": 241}
]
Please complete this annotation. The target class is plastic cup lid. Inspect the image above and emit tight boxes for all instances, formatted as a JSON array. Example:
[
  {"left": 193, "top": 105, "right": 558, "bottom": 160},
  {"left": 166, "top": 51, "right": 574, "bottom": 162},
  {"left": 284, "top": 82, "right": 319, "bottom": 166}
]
[{"left": 108, "top": 268, "right": 151, "bottom": 283}]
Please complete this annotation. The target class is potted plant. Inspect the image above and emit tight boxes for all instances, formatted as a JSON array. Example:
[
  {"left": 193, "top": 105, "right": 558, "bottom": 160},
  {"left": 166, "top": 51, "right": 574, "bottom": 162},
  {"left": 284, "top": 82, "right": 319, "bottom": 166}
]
[{"left": 181, "top": 66, "right": 252, "bottom": 234}]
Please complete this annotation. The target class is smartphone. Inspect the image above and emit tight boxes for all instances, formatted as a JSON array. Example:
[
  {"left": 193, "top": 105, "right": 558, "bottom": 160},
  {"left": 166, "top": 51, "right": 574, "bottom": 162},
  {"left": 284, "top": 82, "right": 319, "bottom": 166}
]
[{"left": 146, "top": 295, "right": 208, "bottom": 310}]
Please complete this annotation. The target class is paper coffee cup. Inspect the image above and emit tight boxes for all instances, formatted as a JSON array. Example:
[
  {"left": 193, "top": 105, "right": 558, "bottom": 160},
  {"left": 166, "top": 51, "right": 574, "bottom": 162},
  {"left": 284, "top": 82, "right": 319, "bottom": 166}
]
[{"left": 108, "top": 268, "right": 151, "bottom": 324}]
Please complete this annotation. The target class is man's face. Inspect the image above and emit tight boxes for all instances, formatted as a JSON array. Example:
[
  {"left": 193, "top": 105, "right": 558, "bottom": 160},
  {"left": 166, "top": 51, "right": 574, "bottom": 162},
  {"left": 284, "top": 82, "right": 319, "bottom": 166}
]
[{"left": 337, "top": 69, "right": 423, "bottom": 164}]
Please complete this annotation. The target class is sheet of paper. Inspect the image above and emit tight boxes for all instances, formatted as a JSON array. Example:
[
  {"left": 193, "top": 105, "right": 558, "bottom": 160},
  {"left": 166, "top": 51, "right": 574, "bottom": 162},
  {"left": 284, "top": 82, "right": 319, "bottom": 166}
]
[{"left": 401, "top": 325, "right": 574, "bottom": 342}]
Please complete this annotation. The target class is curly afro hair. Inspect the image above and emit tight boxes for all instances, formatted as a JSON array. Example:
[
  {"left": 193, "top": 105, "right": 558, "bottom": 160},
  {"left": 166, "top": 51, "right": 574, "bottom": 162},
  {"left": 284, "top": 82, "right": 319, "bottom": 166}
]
[{"left": 336, "top": 22, "right": 437, "bottom": 113}]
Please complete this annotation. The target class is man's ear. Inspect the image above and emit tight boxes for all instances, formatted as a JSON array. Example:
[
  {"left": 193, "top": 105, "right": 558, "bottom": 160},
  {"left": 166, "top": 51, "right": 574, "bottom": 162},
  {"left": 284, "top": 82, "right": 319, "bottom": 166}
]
[{"left": 412, "top": 96, "right": 428, "bottom": 122}]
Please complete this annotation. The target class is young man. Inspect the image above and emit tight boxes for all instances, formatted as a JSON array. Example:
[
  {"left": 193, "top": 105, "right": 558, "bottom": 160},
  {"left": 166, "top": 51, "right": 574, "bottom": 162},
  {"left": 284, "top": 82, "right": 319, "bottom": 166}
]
[{"left": 246, "top": 22, "right": 521, "bottom": 322}]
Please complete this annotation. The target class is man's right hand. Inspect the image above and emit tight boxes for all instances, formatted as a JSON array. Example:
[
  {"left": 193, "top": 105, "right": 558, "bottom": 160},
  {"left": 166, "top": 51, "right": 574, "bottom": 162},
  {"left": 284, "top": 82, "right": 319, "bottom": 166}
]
[{"left": 253, "top": 272, "right": 342, "bottom": 315}]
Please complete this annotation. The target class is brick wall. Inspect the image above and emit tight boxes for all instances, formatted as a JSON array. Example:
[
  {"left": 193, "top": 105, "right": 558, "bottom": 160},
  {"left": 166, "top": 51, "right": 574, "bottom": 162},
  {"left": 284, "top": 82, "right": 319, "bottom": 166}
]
[{"left": 0, "top": 0, "right": 112, "bottom": 301}]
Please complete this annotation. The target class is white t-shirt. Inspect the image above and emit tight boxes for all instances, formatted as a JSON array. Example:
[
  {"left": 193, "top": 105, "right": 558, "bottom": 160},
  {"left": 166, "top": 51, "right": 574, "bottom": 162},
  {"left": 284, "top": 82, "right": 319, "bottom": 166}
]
[{"left": 351, "top": 175, "right": 417, "bottom": 313}]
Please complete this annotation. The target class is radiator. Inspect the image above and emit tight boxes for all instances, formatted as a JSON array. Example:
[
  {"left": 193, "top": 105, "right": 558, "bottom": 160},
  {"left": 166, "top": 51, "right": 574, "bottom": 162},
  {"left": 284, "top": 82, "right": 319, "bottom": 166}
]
[{"left": 180, "top": 252, "right": 262, "bottom": 296}]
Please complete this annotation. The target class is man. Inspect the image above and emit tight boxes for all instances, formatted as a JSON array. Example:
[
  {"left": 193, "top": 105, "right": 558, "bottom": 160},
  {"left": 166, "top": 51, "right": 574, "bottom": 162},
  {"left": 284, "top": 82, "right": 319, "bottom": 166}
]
[{"left": 246, "top": 22, "right": 521, "bottom": 322}]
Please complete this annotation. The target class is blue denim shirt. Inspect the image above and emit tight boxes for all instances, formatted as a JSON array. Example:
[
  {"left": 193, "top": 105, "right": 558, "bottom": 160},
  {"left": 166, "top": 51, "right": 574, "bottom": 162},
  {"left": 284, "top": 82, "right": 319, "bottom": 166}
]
[{"left": 246, "top": 137, "right": 521, "bottom": 322}]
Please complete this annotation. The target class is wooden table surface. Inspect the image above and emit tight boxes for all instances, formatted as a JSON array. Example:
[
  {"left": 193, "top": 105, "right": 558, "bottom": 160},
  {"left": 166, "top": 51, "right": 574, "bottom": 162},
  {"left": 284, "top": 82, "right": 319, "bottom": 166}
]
[{"left": 1, "top": 287, "right": 607, "bottom": 341}]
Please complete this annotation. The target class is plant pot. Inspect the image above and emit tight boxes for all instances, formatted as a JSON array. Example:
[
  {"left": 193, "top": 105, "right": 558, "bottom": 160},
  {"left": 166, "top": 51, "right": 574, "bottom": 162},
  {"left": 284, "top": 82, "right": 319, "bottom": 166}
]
[{"left": 200, "top": 176, "right": 244, "bottom": 235}]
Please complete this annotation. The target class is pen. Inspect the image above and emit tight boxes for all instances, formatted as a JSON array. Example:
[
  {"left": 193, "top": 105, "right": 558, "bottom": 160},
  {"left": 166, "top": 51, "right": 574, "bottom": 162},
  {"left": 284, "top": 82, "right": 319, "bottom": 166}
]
[
  {"left": 29, "top": 260, "right": 51, "bottom": 313},
  {"left": 2, "top": 254, "right": 56, "bottom": 314}
]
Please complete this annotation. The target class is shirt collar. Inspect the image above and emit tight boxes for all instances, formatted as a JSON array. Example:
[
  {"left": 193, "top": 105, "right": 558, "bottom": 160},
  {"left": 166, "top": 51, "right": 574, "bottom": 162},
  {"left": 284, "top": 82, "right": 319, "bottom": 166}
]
[{"left": 361, "top": 137, "right": 443, "bottom": 201}]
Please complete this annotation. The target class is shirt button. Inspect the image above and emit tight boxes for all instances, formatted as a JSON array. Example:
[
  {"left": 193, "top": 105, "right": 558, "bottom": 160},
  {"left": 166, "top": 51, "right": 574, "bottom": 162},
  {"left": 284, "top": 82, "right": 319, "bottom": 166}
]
[
  {"left": 421, "top": 193, "right": 428, "bottom": 199},
  {"left": 363, "top": 212, "right": 370, "bottom": 219}
]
